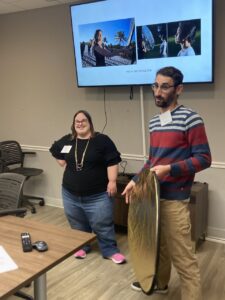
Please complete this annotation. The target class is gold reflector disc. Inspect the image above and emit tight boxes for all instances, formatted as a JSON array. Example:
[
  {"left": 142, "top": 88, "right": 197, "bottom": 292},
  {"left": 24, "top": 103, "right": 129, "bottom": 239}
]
[{"left": 128, "top": 169, "right": 160, "bottom": 294}]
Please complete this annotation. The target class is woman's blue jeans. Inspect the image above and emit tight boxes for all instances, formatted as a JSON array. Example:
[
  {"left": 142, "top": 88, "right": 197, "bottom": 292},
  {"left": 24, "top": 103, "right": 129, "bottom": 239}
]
[{"left": 62, "top": 187, "right": 120, "bottom": 257}]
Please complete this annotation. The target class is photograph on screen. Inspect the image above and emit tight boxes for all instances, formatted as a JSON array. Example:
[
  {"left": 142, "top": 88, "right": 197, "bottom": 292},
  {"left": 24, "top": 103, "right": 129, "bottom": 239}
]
[
  {"left": 169, "top": 19, "right": 201, "bottom": 57},
  {"left": 137, "top": 19, "right": 201, "bottom": 60},
  {"left": 78, "top": 18, "right": 136, "bottom": 68}
]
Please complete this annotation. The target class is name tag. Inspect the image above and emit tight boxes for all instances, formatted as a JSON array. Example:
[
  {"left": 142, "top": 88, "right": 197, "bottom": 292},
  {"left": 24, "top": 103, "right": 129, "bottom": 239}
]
[
  {"left": 61, "top": 145, "right": 72, "bottom": 153},
  {"left": 160, "top": 110, "right": 172, "bottom": 126}
]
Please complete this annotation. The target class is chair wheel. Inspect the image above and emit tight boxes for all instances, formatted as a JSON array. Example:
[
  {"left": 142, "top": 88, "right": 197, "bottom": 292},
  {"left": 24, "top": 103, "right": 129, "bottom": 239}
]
[
  {"left": 39, "top": 200, "right": 45, "bottom": 206},
  {"left": 31, "top": 207, "right": 36, "bottom": 214}
]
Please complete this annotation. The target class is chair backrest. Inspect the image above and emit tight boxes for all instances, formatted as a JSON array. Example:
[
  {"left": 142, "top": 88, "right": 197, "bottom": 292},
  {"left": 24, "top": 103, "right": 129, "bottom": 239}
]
[
  {"left": 0, "top": 157, "right": 4, "bottom": 173},
  {"left": 0, "top": 173, "right": 26, "bottom": 210},
  {"left": 0, "top": 140, "right": 23, "bottom": 169}
]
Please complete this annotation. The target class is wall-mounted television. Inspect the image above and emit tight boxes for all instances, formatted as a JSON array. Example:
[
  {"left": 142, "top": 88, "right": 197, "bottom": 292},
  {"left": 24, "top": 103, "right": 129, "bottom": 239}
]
[{"left": 70, "top": 0, "right": 214, "bottom": 87}]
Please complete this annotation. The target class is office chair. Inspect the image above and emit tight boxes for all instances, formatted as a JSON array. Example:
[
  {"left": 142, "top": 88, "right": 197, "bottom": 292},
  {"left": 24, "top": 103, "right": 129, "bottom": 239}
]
[
  {"left": 0, "top": 140, "right": 44, "bottom": 213},
  {"left": 0, "top": 172, "right": 26, "bottom": 214},
  {"left": 0, "top": 172, "right": 33, "bottom": 300},
  {"left": 0, "top": 207, "right": 27, "bottom": 217}
]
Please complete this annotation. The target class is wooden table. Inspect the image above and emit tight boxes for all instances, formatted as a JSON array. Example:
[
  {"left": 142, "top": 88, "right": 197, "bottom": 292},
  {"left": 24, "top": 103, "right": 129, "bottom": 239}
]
[{"left": 0, "top": 216, "right": 96, "bottom": 300}]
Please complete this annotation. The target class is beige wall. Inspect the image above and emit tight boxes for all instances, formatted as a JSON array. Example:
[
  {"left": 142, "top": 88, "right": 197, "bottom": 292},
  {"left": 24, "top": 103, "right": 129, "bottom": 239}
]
[{"left": 0, "top": 1, "right": 225, "bottom": 240}]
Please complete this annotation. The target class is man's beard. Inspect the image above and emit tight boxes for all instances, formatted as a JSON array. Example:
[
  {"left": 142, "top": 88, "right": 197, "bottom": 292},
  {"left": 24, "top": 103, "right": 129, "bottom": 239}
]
[{"left": 154, "top": 95, "right": 175, "bottom": 108}]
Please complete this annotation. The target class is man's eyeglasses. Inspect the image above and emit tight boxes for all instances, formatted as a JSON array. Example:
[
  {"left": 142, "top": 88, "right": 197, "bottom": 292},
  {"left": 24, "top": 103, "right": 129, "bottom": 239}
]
[
  {"left": 75, "top": 119, "right": 88, "bottom": 125},
  {"left": 151, "top": 83, "right": 177, "bottom": 93}
]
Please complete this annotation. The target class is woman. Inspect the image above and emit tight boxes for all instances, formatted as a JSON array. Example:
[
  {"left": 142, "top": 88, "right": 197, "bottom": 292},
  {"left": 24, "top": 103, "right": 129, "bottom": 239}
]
[
  {"left": 93, "top": 29, "right": 127, "bottom": 66},
  {"left": 49, "top": 110, "right": 126, "bottom": 264},
  {"left": 93, "top": 29, "right": 111, "bottom": 66}
]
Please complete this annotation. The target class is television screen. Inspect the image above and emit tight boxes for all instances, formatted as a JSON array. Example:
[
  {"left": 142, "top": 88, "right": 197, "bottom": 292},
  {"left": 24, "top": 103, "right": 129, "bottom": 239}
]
[{"left": 70, "top": 0, "right": 213, "bottom": 87}]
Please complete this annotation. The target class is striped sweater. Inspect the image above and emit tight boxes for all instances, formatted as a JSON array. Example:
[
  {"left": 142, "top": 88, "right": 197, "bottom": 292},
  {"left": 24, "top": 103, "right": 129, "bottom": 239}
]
[{"left": 140, "top": 105, "right": 211, "bottom": 200}]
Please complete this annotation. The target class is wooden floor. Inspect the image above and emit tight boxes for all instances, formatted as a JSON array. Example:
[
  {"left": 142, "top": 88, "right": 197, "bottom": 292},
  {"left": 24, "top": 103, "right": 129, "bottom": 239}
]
[{"left": 7, "top": 205, "right": 225, "bottom": 300}]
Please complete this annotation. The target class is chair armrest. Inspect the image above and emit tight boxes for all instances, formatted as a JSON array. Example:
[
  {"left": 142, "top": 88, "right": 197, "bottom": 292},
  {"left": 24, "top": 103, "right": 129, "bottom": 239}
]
[{"left": 0, "top": 208, "right": 27, "bottom": 217}]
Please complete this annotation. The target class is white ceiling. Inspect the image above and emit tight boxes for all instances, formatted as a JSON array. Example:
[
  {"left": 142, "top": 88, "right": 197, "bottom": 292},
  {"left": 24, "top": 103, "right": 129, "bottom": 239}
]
[{"left": 0, "top": 0, "right": 91, "bottom": 15}]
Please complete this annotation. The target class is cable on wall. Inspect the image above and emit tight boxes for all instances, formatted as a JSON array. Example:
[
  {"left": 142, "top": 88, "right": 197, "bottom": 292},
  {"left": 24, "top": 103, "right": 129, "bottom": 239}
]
[
  {"left": 140, "top": 86, "right": 147, "bottom": 159},
  {"left": 120, "top": 160, "right": 128, "bottom": 174},
  {"left": 101, "top": 87, "right": 108, "bottom": 133},
  {"left": 130, "top": 86, "right": 133, "bottom": 100}
]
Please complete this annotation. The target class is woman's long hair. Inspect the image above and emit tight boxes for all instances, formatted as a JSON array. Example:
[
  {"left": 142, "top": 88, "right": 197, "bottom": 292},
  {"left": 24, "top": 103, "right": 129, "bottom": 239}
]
[
  {"left": 94, "top": 29, "right": 102, "bottom": 45},
  {"left": 71, "top": 110, "right": 95, "bottom": 139}
]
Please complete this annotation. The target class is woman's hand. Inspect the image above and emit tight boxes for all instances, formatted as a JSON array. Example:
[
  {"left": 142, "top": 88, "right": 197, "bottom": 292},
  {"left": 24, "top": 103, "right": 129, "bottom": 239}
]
[
  {"left": 107, "top": 180, "right": 117, "bottom": 197},
  {"left": 107, "top": 165, "right": 118, "bottom": 197},
  {"left": 56, "top": 159, "right": 67, "bottom": 167},
  {"left": 121, "top": 180, "right": 136, "bottom": 204}
]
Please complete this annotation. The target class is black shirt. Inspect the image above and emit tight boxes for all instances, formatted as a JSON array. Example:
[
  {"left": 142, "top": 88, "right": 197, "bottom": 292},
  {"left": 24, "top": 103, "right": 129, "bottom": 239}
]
[
  {"left": 49, "top": 133, "right": 121, "bottom": 196},
  {"left": 93, "top": 47, "right": 106, "bottom": 66}
]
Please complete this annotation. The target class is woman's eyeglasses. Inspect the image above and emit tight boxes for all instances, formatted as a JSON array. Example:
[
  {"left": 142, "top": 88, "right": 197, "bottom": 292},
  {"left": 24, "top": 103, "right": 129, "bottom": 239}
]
[{"left": 75, "top": 119, "right": 88, "bottom": 125}]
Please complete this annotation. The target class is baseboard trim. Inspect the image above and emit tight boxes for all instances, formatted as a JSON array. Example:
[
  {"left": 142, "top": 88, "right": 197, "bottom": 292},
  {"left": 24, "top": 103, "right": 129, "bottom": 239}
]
[
  {"left": 206, "top": 237, "right": 225, "bottom": 244},
  {"left": 207, "top": 226, "right": 225, "bottom": 240},
  {"left": 41, "top": 196, "right": 63, "bottom": 208}
]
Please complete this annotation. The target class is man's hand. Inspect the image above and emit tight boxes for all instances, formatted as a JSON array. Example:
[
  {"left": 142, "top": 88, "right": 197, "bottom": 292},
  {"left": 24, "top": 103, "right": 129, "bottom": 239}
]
[
  {"left": 121, "top": 180, "right": 136, "bottom": 204},
  {"left": 150, "top": 164, "right": 171, "bottom": 180}
]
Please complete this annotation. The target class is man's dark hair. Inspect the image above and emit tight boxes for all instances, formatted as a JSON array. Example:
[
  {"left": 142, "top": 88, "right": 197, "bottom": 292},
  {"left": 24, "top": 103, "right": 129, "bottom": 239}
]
[
  {"left": 176, "top": 22, "right": 197, "bottom": 44},
  {"left": 156, "top": 66, "right": 184, "bottom": 86}
]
